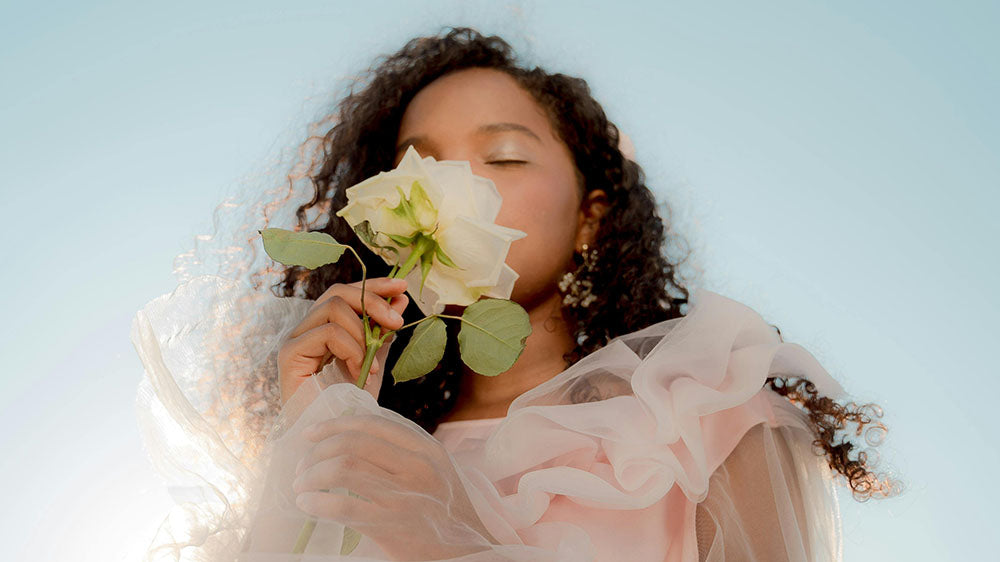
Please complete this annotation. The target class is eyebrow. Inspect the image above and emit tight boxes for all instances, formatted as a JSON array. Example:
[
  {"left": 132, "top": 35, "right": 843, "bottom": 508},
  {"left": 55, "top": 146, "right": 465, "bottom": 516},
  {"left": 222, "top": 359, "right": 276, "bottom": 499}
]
[{"left": 396, "top": 122, "right": 542, "bottom": 156}]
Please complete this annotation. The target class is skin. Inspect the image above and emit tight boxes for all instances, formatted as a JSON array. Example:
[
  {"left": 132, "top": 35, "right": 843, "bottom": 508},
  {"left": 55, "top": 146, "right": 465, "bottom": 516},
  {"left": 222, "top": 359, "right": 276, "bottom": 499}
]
[
  {"left": 279, "top": 68, "right": 611, "bottom": 555},
  {"left": 393, "top": 67, "right": 609, "bottom": 422},
  {"left": 280, "top": 69, "right": 831, "bottom": 556},
  {"left": 277, "top": 68, "right": 610, "bottom": 414},
  {"left": 278, "top": 68, "right": 608, "bottom": 414}
]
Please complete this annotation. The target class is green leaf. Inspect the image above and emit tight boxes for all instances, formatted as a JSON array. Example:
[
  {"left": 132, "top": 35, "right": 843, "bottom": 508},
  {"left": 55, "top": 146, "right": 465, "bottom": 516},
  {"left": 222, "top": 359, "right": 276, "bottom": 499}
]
[
  {"left": 389, "top": 185, "right": 419, "bottom": 228},
  {"left": 408, "top": 180, "right": 438, "bottom": 228},
  {"left": 391, "top": 316, "right": 447, "bottom": 384},
  {"left": 458, "top": 299, "right": 532, "bottom": 376},
  {"left": 419, "top": 249, "right": 434, "bottom": 298},
  {"left": 409, "top": 180, "right": 430, "bottom": 207},
  {"left": 434, "top": 242, "right": 462, "bottom": 270},
  {"left": 260, "top": 228, "right": 346, "bottom": 270},
  {"left": 354, "top": 221, "right": 399, "bottom": 258},
  {"left": 386, "top": 232, "right": 417, "bottom": 247},
  {"left": 353, "top": 220, "right": 377, "bottom": 246}
]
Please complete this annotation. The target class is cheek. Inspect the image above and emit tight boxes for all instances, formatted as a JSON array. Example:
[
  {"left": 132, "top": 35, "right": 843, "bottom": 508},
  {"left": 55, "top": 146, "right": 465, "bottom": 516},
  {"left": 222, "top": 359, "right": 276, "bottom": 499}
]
[
  {"left": 495, "top": 176, "right": 578, "bottom": 243},
  {"left": 537, "top": 168, "right": 582, "bottom": 240},
  {"left": 494, "top": 174, "right": 579, "bottom": 278}
]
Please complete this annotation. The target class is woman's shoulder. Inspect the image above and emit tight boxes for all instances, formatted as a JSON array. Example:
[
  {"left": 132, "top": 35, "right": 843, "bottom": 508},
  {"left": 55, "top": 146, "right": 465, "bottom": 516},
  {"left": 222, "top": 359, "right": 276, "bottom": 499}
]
[
  {"left": 514, "top": 287, "right": 844, "bottom": 417},
  {"left": 614, "top": 287, "right": 845, "bottom": 400}
]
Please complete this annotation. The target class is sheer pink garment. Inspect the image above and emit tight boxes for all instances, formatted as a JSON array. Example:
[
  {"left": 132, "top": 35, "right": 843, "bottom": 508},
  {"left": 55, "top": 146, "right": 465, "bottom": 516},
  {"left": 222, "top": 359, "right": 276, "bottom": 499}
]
[
  {"left": 432, "top": 397, "right": 842, "bottom": 561},
  {"left": 133, "top": 277, "right": 844, "bottom": 561}
]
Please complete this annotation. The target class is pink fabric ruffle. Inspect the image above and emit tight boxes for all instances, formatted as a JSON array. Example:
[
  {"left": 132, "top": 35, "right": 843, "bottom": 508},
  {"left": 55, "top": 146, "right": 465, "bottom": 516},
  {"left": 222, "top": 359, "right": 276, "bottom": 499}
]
[
  {"left": 133, "top": 277, "right": 845, "bottom": 561},
  {"left": 432, "top": 288, "right": 845, "bottom": 560}
]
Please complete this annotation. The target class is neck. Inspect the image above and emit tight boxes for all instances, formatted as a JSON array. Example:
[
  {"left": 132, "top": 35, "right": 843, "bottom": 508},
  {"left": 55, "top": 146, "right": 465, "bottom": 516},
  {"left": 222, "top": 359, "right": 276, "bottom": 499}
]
[{"left": 445, "top": 290, "right": 575, "bottom": 422}]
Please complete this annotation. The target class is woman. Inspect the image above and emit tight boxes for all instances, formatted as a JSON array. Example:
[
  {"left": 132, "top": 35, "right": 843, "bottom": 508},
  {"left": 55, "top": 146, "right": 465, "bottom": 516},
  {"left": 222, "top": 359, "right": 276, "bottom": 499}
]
[{"left": 132, "top": 27, "right": 895, "bottom": 561}]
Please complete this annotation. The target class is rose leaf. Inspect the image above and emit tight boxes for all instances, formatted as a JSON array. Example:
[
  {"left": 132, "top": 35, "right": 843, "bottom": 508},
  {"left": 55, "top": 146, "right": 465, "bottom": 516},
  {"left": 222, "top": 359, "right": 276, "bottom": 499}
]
[
  {"left": 434, "top": 241, "right": 462, "bottom": 270},
  {"left": 354, "top": 221, "right": 399, "bottom": 259},
  {"left": 458, "top": 299, "right": 532, "bottom": 376},
  {"left": 391, "top": 316, "right": 448, "bottom": 384},
  {"left": 260, "top": 228, "right": 346, "bottom": 270}
]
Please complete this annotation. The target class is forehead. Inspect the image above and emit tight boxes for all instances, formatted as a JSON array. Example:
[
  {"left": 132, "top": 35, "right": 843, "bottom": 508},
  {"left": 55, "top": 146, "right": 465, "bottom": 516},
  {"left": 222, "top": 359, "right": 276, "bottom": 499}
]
[{"left": 397, "top": 68, "right": 555, "bottom": 142}]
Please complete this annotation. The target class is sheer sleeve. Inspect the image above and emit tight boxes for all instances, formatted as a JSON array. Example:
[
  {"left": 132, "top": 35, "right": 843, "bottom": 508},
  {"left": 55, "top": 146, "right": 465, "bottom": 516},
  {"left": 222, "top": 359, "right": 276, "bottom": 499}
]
[
  {"left": 695, "top": 421, "right": 843, "bottom": 562},
  {"left": 134, "top": 275, "right": 848, "bottom": 561}
]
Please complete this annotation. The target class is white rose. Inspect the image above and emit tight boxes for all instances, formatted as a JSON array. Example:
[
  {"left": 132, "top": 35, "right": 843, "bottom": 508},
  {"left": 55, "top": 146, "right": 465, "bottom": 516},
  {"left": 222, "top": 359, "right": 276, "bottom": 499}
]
[{"left": 335, "top": 145, "right": 527, "bottom": 316}]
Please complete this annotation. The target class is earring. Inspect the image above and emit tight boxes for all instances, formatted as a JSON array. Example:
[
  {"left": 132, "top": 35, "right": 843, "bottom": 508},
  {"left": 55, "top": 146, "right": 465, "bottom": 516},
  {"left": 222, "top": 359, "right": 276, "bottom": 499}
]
[{"left": 558, "top": 243, "right": 599, "bottom": 308}]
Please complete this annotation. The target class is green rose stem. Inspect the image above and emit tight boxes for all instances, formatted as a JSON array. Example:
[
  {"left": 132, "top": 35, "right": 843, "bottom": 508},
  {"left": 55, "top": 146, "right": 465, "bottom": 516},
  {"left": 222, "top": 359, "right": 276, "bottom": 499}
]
[
  {"left": 354, "top": 235, "right": 431, "bottom": 390},
  {"left": 292, "top": 236, "right": 432, "bottom": 556},
  {"left": 261, "top": 226, "right": 528, "bottom": 556}
]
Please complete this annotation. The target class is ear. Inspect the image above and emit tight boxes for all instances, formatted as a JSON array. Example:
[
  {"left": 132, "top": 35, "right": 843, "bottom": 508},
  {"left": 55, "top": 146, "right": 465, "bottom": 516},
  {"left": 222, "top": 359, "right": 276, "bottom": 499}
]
[{"left": 574, "top": 190, "right": 610, "bottom": 250}]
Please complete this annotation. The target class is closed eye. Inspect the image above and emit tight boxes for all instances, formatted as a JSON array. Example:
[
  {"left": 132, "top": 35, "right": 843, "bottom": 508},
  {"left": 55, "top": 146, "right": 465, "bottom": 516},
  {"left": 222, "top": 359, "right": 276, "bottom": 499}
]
[{"left": 487, "top": 160, "right": 527, "bottom": 166}]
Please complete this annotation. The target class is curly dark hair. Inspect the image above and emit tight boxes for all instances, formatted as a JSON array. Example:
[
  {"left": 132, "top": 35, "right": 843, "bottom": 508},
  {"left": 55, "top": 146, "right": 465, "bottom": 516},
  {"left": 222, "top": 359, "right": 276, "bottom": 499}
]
[{"left": 273, "top": 26, "right": 896, "bottom": 501}]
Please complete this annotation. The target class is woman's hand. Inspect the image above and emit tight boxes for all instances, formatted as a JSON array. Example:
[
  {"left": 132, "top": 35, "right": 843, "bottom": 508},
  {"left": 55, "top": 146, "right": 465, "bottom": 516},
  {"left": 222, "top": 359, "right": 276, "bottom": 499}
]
[
  {"left": 292, "top": 414, "right": 499, "bottom": 561},
  {"left": 277, "top": 277, "right": 409, "bottom": 404}
]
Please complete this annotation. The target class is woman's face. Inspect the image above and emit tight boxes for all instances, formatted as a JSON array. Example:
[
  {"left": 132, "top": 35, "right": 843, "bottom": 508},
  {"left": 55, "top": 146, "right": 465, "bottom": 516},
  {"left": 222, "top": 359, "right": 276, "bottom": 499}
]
[{"left": 394, "top": 67, "right": 586, "bottom": 310}]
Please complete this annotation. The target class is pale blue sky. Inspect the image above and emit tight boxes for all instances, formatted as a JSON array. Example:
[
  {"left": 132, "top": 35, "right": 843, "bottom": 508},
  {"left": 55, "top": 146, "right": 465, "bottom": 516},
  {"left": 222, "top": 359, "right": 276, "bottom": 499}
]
[{"left": 1, "top": 1, "right": 996, "bottom": 560}]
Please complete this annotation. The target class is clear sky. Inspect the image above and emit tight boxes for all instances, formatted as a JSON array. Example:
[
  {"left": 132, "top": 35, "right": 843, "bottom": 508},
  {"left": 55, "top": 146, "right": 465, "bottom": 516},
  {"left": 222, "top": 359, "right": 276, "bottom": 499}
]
[{"left": 1, "top": 1, "right": 996, "bottom": 560}]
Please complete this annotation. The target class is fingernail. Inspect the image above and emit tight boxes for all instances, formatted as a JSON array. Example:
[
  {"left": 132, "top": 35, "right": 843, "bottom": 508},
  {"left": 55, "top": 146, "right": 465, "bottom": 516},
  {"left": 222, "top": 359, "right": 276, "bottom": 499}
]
[
  {"left": 370, "top": 359, "right": 379, "bottom": 374},
  {"left": 295, "top": 458, "right": 306, "bottom": 476},
  {"left": 390, "top": 310, "right": 403, "bottom": 323}
]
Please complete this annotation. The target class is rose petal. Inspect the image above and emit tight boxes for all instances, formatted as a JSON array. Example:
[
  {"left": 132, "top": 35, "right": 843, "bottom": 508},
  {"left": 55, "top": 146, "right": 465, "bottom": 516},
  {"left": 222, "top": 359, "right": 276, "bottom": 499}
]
[
  {"left": 435, "top": 216, "right": 515, "bottom": 287},
  {"left": 469, "top": 175, "right": 503, "bottom": 223},
  {"left": 375, "top": 204, "right": 420, "bottom": 238},
  {"left": 424, "top": 267, "right": 485, "bottom": 307},
  {"left": 333, "top": 145, "right": 526, "bottom": 313},
  {"left": 342, "top": 172, "right": 419, "bottom": 206},
  {"left": 483, "top": 264, "right": 520, "bottom": 300},
  {"left": 399, "top": 147, "right": 445, "bottom": 209},
  {"left": 426, "top": 161, "right": 478, "bottom": 225},
  {"left": 489, "top": 223, "right": 528, "bottom": 242},
  {"left": 402, "top": 266, "right": 446, "bottom": 316}
]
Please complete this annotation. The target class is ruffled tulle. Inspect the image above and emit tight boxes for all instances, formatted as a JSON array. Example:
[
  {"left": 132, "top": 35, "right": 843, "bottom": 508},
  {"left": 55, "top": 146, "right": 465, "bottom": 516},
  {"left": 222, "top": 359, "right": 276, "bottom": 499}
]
[{"left": 132, "top": 275, "right": 845, "bottom": 561}]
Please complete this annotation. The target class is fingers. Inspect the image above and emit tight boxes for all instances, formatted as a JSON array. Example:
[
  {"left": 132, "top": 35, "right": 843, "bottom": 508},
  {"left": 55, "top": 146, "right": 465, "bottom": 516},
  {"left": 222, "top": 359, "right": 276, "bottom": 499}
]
[
  {"left": 293, "top": 453, "right": 398, "bottom": 499},
  {"left": 279, "top": 278, "right": 409, "bottom": 404},
  {"left": 296, "top": 429, "right": 416, "bottom": 478},
  {"left": 293, "top": 435, "right": 423, "bottom": 519},
  {"left": 302, "top": 278, "right": 409, "bottom": 337},
  {"left": 292, "top": 295, "right": 365, "bottom": 342},
  {"left": 294, "top": 485, "right": 390, "bottom": 528},
  {"left": 388, "top": 292, "right": 409, "bottom": 318},
  {"left": 315, "top": 277, "right": 408, "bottom": 312},
  {"left": 284, "top": 322, "right": 367, "bottom": 380},
  {"left": 304, "top": 414, "right": 438, "bottom": 462}
]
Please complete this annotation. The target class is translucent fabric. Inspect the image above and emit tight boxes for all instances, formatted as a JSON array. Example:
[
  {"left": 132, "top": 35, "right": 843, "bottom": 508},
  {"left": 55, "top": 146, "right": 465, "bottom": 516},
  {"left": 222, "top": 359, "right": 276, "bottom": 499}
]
[
  {"left": 132, "top": 274, "right": 846, "bottom": 561},
  {"left": 694, "top": 423, "right": 842, "bottom": 562}
]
